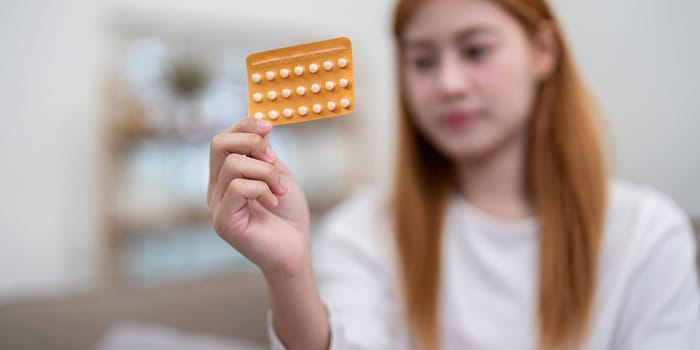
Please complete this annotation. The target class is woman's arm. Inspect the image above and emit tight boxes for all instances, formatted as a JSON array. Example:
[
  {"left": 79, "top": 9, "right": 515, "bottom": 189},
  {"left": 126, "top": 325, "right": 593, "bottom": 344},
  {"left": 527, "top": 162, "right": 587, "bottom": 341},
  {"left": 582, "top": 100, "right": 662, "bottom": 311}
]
[
  {"left": 265, "top": 257, "right": 330, "bottom": 350},
  {"left": 268, "top": 190, "right": 399, "bottom": 350}
]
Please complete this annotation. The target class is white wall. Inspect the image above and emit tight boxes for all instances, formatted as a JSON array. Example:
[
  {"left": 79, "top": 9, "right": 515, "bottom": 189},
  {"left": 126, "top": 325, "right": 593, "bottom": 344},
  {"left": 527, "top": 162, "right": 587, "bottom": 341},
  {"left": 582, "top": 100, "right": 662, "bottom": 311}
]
[
  {"left": 552, "top": 0, "right": 700, "bottom": 216},
  {"left": 0, "top": 0, "right": 697, "bottom": 298},
  {"left": 0, "top": 0, "right": 107, "bottom": 298}
]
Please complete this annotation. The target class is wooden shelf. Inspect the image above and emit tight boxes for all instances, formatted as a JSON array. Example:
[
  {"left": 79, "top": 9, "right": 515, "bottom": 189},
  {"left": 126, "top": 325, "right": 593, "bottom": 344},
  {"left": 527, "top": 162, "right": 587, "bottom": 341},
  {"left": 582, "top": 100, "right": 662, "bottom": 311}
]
[{"left": 111, "top": 203, "right": 210, "bottom": 236}]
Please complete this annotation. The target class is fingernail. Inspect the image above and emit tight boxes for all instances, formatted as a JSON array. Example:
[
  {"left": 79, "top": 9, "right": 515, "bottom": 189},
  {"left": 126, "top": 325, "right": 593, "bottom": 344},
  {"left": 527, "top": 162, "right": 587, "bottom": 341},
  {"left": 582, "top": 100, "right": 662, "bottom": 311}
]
[{"left": 257, "top": 120, "right": 272, "bottom": 130}]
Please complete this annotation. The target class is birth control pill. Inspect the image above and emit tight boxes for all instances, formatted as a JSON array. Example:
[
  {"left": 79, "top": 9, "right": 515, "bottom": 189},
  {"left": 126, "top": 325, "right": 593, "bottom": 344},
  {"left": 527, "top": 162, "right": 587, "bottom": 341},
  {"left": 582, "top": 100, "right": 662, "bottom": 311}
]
[
  {"left": 323, "top": 60, "right": 333, "bottom": 71},
  {"left": 340, "top": 98, "right": 350, "bottom": 108},
  {"left": 309, "top": 63, "right": 319, "bottom": 73},
  {"left": 327, "top": 101, "right": 337, "bottom": 111},
  {"left": 265, "top": 71, "right": 275, "bottom": 80},
  {"left": 312, "top": 104, "right": 322, "bottom": 114},
  {"left": 283, "top": 108, "right": 293, "bottom": 118},
  {"left": 253, "top": 93, "right": 263, "bottom": 102},
  {"left": 251, "top": 73, "right": 261, "bottom": 83},
  {"left": 280, "top": 68, "right": 289, "bottom": 78},
  {"left": 268, "top": 110, "right": 279, "bottom": 120},
  {"left": 298, "top": 106, "right": 308, "bottom": 116}
]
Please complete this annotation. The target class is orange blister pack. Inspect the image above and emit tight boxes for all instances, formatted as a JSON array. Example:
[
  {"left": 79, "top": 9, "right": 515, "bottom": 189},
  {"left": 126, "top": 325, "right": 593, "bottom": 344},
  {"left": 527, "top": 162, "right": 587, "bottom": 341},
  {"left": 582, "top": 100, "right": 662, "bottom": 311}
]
[{"left": 246, "top": 37, "right": 354, "bottom": 126}]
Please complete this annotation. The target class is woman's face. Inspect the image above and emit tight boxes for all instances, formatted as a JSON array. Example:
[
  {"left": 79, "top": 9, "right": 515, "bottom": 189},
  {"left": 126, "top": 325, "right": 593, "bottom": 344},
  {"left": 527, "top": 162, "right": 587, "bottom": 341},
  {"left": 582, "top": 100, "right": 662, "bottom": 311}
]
[{"left": 401, "top": 0, "right": 556, "bottom": 162}]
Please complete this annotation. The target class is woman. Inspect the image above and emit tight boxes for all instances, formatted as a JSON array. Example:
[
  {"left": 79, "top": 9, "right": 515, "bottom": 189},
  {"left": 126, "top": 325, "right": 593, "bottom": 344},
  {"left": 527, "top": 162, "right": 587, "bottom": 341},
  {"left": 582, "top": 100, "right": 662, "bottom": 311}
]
[{"left": 207, "top": 0, "right": 700, "bottom": 348}]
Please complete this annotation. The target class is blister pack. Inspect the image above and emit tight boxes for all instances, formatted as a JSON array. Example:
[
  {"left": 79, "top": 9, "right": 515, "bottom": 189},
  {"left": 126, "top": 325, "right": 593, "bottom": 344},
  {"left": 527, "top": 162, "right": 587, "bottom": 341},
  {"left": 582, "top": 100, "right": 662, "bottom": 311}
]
[{"left": 246, "top": 37, "right": 354, "bottom": 125}]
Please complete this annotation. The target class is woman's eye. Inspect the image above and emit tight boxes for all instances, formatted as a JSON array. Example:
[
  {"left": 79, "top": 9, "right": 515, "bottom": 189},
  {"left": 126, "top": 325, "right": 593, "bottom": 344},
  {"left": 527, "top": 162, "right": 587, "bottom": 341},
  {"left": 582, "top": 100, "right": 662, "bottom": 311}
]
[
  {"left": 413, "top": 56, "right": 436, "bottom": 71},
  {"left": 462, "top": 45, "right": 490, "bottom": 61}
]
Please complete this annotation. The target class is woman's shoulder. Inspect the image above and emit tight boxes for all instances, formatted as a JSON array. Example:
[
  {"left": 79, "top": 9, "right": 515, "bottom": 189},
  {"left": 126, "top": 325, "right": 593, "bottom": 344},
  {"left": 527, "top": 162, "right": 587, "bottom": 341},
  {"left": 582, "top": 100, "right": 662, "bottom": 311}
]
[
  {"left": 598, "top": 183, "right": 699, "bottom": 347},
  {"left": 604, "top": 179, "right": 696, "bottom": 271},
  {"left": 608, "top": 180, "right": 691, "bottom": 234}
]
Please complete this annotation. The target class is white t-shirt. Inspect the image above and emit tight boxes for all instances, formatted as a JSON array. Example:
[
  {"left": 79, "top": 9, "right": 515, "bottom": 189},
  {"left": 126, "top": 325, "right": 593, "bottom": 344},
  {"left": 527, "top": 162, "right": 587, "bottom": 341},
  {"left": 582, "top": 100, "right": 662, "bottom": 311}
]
[{"left": 269, "top": 181, "right": 700, "bottom": 349}]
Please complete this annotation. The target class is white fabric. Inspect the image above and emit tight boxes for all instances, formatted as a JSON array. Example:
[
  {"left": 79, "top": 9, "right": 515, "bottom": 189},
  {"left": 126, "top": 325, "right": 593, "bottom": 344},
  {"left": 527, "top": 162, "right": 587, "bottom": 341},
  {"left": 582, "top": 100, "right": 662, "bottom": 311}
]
[{"left": 269, "top": 181, "right": 700, "bottom": 349}]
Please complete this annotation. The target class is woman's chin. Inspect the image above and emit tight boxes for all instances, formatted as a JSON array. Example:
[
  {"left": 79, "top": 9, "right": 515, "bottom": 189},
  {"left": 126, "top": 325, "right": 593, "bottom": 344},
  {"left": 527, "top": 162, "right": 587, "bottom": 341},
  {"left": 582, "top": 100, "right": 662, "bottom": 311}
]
[{"left": 437, "top": 139, "right": 499, "bottom": 164}]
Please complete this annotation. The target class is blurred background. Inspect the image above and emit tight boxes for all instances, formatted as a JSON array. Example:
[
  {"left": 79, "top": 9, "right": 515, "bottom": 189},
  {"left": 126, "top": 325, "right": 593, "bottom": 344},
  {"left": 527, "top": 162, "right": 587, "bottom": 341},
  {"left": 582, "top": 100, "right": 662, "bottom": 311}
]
[{"left": 0, "top": 0, "right": 698, "bottom": 349}]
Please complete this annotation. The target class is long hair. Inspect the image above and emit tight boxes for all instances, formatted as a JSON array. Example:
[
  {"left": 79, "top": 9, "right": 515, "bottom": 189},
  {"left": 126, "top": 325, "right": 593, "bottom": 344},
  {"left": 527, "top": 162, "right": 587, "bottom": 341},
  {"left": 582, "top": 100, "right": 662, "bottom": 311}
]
[{"left": 391, "top": 0, "right": 608, "bottom": 349}]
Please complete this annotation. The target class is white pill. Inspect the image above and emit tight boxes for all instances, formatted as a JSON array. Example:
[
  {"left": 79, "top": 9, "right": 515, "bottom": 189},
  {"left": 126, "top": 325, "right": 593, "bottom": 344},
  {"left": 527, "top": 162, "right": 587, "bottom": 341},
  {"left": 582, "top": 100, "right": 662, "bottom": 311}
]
[
  {"left": 309, "top": 63, "right": 319, "bottom": 73},
  {"left": 327, "top": 101, "right": 337, "bottom": 111},
  {"left": 294, "top": 66, "right": 304, "bottom": 76},
  {"left": 267, "top": 90, "right": 277, "bottom": 100},
  {"left": 339, "top": 78, "right": 349, "bottom": 88},
  {"left": 298, "top": 106, "right": 308, "bottom": 116},
  {"left": 323, "top": 60, "right": 333, "bottom": 71},
  {"left": 253, "top": 93, "right": 263, "bottom": 102},
  {"left": 280, "top": 68, "right": 289, "bottom": 78},
  {"left": 340, "top": 98, "right": 351, "bottom": 108},
  {"left": 324, "top": 81, "right": 335, "bottom": 91},
  {"left": 268, "top": 110, "right": 279, "bottom": 120},
  {"left": 283, "top": 108, "right": 293, "bottom": 118},
  {"left": 265, "top": 71, "right": 275, "bottom": 80},
  {"left": 338, "top": 58, "right": 348, "bottom": 68},
  {"left": 312, "top": 104, "right": 322, "bottom": 114},
  {"left": 296, "top": 86, "right": 306, "bottom": 96},
  {"left": 281, "top": 88, "right": 292, "bottom": 98},
  {"left": 254, "top": 112, "right": 264, "bottom": 120},
  {"left": 251, "top": 73, "right": 261, "bottom": 83},
  {"left": 310, "top": 84, "right": 321, "bottom": 94}
]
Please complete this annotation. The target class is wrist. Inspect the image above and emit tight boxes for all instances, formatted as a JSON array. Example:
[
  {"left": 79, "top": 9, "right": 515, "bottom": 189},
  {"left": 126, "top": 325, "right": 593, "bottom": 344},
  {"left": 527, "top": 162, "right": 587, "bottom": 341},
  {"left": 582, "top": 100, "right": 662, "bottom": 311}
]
[{"left": 262, "top": 251, "right": 314, "bottom": 289}]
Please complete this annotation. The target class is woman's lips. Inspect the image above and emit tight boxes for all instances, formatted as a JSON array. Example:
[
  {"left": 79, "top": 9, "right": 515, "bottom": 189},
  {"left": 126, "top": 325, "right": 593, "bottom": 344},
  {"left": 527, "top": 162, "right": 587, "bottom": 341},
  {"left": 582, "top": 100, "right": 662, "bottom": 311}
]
[{"left": 441, "top": 111, "right": 477, "bottom": 131}]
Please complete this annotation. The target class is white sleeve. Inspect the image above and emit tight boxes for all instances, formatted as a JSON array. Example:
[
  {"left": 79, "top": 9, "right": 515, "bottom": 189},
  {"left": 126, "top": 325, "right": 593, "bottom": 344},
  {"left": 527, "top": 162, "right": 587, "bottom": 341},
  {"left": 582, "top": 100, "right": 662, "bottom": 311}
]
[
  {"left": 267, "top": 307, "right": 354, "bottom": 350},
  {"left": 613, "top": 200, "right": 700, "bottom": 349},
  {"left": 268, "top": 191, "right": 399, "bottom": 350}
]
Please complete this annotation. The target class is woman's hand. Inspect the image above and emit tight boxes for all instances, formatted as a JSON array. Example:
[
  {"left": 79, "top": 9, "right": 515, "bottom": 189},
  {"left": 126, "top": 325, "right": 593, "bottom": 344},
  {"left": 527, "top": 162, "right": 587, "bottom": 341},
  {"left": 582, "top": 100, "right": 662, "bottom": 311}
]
[
  {"left": 207, "top": 118, "right": 311, "bottom": 277},
  {"left": 208, "top": 117, "right": 330, "bottom": 350}
]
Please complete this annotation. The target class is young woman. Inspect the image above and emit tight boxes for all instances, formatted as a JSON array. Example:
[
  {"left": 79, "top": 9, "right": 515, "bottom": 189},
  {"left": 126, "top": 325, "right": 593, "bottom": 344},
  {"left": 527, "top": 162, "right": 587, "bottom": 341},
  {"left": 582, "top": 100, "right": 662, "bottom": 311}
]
[{"left": 207, "top": 0, "right": 700, "bottom": 348}]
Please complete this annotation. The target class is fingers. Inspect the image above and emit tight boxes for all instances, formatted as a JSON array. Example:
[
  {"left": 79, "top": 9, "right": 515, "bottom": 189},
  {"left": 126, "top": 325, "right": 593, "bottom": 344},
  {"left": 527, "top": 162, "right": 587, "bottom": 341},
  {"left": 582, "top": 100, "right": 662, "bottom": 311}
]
[
  {"left": 210, "top": 132, "right": 275, "bottom": 179},
  {"left": 209, "top": 118, "right": 278, "bottom": 202},
  {"left": 220, "top": 178, "right": 279, "bottom": 217},
  {"left": 214, "top": 153, "right": 287, "bottom": 202},
  {"left": 230, "top": 118, "right": 273, "bottom": 134}
]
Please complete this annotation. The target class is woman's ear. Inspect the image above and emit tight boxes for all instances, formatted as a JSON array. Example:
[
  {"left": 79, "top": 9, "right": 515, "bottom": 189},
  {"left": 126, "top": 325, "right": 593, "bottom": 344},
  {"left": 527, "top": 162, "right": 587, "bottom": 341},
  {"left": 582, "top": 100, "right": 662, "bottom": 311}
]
[{"left": 532, "top": 21, "right": 559, "bottom": 81}]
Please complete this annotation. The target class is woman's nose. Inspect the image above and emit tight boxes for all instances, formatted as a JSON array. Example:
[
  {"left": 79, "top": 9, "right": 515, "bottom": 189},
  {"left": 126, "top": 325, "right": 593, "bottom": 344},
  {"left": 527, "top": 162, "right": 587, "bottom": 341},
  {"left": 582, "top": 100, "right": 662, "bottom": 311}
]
[{"left": 437, "top": 53, "right": 471, "bottom": 99}]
